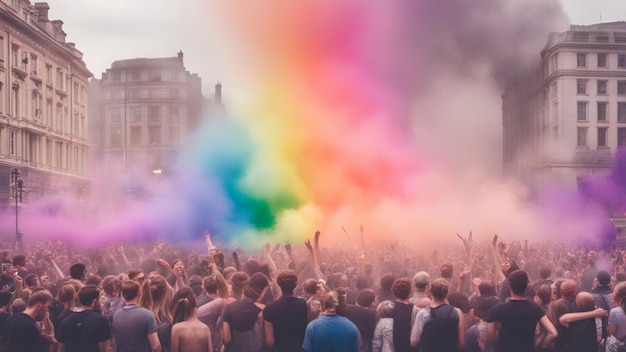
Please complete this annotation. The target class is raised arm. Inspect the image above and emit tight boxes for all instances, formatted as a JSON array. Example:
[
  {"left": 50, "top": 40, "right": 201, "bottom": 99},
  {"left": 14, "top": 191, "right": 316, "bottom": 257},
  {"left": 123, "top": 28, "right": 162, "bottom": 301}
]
[
  {"left": 305, "top": 236, "right": 323, "bottom": 280},
  {"left": 284, "top": 243, "right": 298, "bottom": 270}
]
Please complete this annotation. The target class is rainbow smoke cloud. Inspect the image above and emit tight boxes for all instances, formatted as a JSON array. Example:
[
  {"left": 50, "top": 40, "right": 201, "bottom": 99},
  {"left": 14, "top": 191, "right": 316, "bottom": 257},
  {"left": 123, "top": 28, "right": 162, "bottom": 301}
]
[{"left": 2, "top": 0, "right": 614, "bottom": 249}]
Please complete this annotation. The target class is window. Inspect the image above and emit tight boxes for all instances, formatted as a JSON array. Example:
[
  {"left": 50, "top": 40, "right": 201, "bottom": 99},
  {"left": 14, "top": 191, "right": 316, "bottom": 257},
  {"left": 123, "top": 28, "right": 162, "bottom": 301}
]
[
  {"left": 577, "top": 53, "right": 587, "bottom": 67},
  {"left": 9, "top": 130, "right": 16, "bottom": 155},
  {"left": 170, "top": 126, "right": 179, "bottom": 144},
  {"left": 30, "top": 54, "right": 38, "bottom": 75},
  {"left": 111, "top": 71, "right": 121, "bottom": 82},
  {"left": 598, "top": 102, "right": 607, "bottom": 122},
  {"left": 110, "top": 128, "right": 121, "bottom": 147},
  {"left": 169, "top": 106, "right": 180, "bottom": 124},
  {"left": 11, "top": 44, "right": 18, "bottom": 66},
  {"left": 149, "top": 126, "right": 161, "bottom": 145},
  {"left": 598, "top": 127, "right": 608, "bottom": 147},
  {"left": 170, "top": 71, "right": 180, "bottom": 81},
  {"left": 577, "top": 102, "right": 587, "bottom": 121},
  {"left": 45, "top": 64, "right": 52, "bottom": 83},
  {"left": 130, "top": 107, "right": 141, "bottom": 123},
  {"left": 598, "top": 53, "right": 607, "bottom": 68},
  {"left": 620, "top": 55, "right": 626, "bottom": 69},
  {"left": 148, "top": 106, "right": 160, "bottom": 122},
  {"left": 619, "top": 81, "right": 626, "bottom": 95},
  {"left": 577, "top": 80, "right": 587, "bottom": 94},
  {"left": 130, "top": 126, "right": 141, "bottom": 145},
  {"left": 127, "top": 88, "right": 140, "bottom": 99},
  {"left": 620, "top": 128, "right": 626, "bottom": 147},
  {"left": 109, "top": 108, "right": 121, "bottom": 125},
  {"left": 148, "top": 70, "right": 161, "bottom": 81},
  {"left": 56, "top": 68, "right": 63, "bottom": 89},
  {"left": 129, "top": 70, "right": 140, "bottom": 81},
  {"left": 577, "top": 127, "right": 588, "bottom": 146},
  {"left": 597, "top": 80, "right": 607, "bottom": 94},
  {"left": 619, "top": 102, "right": 626, "bottom": 122},
  {"left": 0, "top": 37, "right": 4, "bottom": 63}
]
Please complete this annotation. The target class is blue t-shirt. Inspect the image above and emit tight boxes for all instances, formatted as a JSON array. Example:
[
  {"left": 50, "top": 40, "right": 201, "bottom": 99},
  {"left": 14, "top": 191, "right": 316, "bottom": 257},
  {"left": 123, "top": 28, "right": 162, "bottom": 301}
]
[{"left": 303, "top": 314, "right": 360, "bottom": 352}]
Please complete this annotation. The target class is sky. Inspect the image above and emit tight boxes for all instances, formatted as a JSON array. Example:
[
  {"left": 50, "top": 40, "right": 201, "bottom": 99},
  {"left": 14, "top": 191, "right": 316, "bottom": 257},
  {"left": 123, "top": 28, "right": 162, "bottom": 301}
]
[{"left": 4, "top": 0, "right": 625, "bottom": 250}]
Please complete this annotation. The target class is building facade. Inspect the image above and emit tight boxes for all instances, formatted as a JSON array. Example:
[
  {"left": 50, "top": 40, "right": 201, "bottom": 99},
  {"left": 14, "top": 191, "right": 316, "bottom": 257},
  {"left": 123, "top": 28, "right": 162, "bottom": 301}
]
[
  {"left": 503, "top": 22, "right": 626, "bottom": 197},
  {"left": 0, "top": 1, "right": 91, "bottom": 206},
  {"left": 89, "top": 52, "right": 204, "bottom": 177}
]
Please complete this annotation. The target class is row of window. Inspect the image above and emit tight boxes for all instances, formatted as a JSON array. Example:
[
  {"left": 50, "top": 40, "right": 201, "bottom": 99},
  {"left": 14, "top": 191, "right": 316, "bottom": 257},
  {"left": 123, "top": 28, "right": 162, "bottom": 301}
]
[
  {"left": 109, "top": 69, "right": 181, "bottom": 83},
  {"left": 577, "top": 101, "right": 626, "bottom": 122},
  {"left": 576, "top": 126, "right": 626, "bottom": 147},
  {"left": 576, "top": 80, "right": 626, "bottom": 95},
  {"left": 109, "top": 126, "right": 179, "bottom": 146},
  {"left": 108, "top": 106, "right": 182, "bottom": 125},
  {"left": 577, "top": 53, "right": 626, "bottom": 68}
]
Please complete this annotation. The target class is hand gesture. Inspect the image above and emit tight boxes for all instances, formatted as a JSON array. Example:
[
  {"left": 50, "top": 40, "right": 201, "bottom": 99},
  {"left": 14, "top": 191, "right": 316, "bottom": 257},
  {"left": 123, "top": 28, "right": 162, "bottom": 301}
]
[
  {"left": 492, "top": 234, "right": 498, "bottom": 248},
  {"left": 305, "top": 239, "right": 313, "bottom": 252},
  {"left": 315, "top": 231, "right": 321, "bottom": 243}
]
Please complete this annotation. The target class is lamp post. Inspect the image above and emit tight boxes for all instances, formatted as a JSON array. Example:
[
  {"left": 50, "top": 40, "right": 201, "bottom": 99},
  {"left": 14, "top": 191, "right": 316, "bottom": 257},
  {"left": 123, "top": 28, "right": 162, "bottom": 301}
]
[{"left": 11, "top": 168, "right": 23, "bottom": 253}]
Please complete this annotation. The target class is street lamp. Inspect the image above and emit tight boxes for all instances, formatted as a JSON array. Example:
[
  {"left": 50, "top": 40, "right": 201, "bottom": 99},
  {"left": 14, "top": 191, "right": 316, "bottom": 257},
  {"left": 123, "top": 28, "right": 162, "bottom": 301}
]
[{"left": 11, "top": 168, "right": 23, "bottom": 253}]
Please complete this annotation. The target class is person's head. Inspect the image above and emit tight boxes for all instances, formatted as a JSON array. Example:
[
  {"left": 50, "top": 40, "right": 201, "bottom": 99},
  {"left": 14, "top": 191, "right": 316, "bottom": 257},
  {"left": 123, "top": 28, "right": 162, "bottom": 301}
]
[
  {"left": 413, "top": 271, "right": 430, "bottom": 291},
  {"left": 127, "top": 269, "right": 146, "bottom": 284},
  {"left": 0, "top": 291, "right": 11, "bottom": 310},
  {"left": 121, "top": 279, "right": 141, "bottom": 301},
  {"left": 376, "top": 300, "right": 394, "bottom": 319},
  {"left": 392, "top": 278, "right": 412, "bottom": 300},
  {"left": 24, "top": 273, "right": 40, "bottom": 288},
  {"left": 546, "top": 298, "right": 570, "bottom": 327},
  {"left": 429, "top": 278, "right": 450, "bottom": 301},
  {"left": 302, "top": 278, "right": 318, "bottom": 296},
  {"left": 12, "top": 255, "right": 26, "bottom": 268},
  {"left": 501, "top": 259, "right": 520, "bottom": 277},
  {"left": 507, "top": 270, "right": 529, "bottom": 296},
  {"left": 447, "top": 292, "right": 470, "bottom": 313},
  {"left": 276, "top": 270, "right": 298, "bottom": 295},
  {"left": 356, "top": 289, "right": 376, "bottom": 308},
  {"left": 587, "top": 251, "right": 597, "bottom": 266},
  {"left": 613, "top": 281, "right": 626, "bottom": 314},
  {"left": 102, "top": 275, "right": 122, "bottom": 297},
  {"left": 355, "top": 276, "right": 371, "bottom": 291},
  {"left": 10, "top": 298, "right": 26, "bottom": 315},
  {"left": 440, "top": 263, "right": 454, "bottom": 279},
  {"left": 617, "top": 272, "right": 626, "bottom": 283},
  {"left": 535, "top": 284, "right": 552, "bottom": 307},
  {"left": 244, "top": 272, "right": 269, "bottom": 301},
  {"left": 26, "top": 290, "right": 53, "bottom": 321},
  {"left": 172, "top": 287, "right": 197, "bottom": 324},
  {"left": 478, "top": 281, "right": 496, "bottom": 296},
  {"left": 69, "top": 263, "right": 86, "bottom": 281},
  {"left": 140, "top": 274, "right": 172, "bottom": 323},
  {"left": 85, "top": 274, "right": 102, "bottom": 287},
  {"left": 597, "top": 270, "right": 611, "bottom": 286},
  {"left": 539, "top": 266, "right": 552, "bottom": 280},
  {"left": 77, "top": 285, "right": 101, "bottom": 309},
  {"left": 380, "top": 273, "right": 396, "bottom": 291},
  {"left": 551, "top": 279, "right": 564, "bottom": 301},
  {"left": 575, "top": 292, "right": 595, "bottom": 312},
  {"left": 475, "top": 296, "right": 500, "bottom": 320},
  {"left": 559, "top": 279, "right": 578, "bottom": 301},
  {"left": 321, "top": 290, "right": 340, "bottom": 313},
  {"left": 57, "top": 284, "right": 77, "bottom": 307},
  {"left": 229, "top": 271, "right": 249, "bottom": 299}
]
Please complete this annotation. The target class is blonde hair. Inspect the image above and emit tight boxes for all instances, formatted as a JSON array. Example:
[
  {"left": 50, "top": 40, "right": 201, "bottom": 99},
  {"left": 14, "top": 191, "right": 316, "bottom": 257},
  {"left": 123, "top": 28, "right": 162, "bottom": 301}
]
[{"left": 139, "top": 274, "right": 172, "bottom": 324}]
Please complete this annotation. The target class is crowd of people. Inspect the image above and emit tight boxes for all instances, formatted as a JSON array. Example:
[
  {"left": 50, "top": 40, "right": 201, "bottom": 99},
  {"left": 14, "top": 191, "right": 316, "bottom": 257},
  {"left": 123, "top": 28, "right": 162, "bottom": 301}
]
[{"left": 1, "top": 230, "right": 626, "bottom": 351}]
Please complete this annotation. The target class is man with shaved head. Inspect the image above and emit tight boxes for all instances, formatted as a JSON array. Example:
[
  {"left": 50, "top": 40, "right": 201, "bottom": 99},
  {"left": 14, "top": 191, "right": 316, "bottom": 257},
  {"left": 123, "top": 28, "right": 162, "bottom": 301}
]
[{"left": 559, "top": 292, "right": 608, "bottom": 352}]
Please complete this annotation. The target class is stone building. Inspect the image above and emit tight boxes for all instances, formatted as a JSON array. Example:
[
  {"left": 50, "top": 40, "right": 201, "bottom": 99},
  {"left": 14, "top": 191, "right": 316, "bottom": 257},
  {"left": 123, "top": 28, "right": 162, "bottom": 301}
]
[
  {"left": 0, "top": 1, "right": 91, "bottom": 205},
  {"left": 503, "top": 22, "right": 626, "bottom": 197},
  {"left": 89, "top": 51, "right": 205, "bottom": 177}
]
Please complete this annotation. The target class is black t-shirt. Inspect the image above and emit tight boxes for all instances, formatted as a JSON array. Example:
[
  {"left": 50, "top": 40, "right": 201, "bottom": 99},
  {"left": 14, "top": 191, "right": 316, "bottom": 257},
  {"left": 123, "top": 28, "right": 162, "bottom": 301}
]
[
  {"left": 392, "top": 301, "right": 415, "bottom": 352},
  {"left": 223, "top": 299, "right": 261, "bottom": 331},
  {"left": 263, "top": 295, "right": 308, "bottom": 352},
  {"left": 566, "top": 316, "right": 598, "bottom": 352},
  {"left": 4, "top": 313, "right": 43, "bottom": 352},
  {"left": 345, "top": 304, "right": 377, "bottom": 346},
  {"left": 486, "top": 299, "right": 545, "bottom": 352},
  {"left": 57, "top": 310, "right": 112, "bottom": 352}
]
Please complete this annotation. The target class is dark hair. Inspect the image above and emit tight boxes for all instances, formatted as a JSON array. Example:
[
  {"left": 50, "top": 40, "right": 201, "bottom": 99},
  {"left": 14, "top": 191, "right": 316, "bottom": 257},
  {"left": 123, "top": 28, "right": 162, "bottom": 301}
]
[
  {"left": 440, "top": 263, "right": 454, "bottom": 279},
  {"left": 102, "top": 276, "right": 121, "bottom": 296},
  {"left": 69, "top": 263, "right": 86, "bottom": 281},
  {"left": 302, "top": 278, "right": 318, "bottom": 295},
  {"left": 24, "top": 273, "right": 39, "bottom": 287},
  {"left": 356, "top": 289, "right": 376, "bottom": 308},
  {"left": 392, "top": 278, "right": 412, "bottom": 300},
  {"left": 86, "top": 274, "right": 102, "bottom": 287},
  {"left": 508, "top": 270, "right": 529, "bottom": 295},
  {"left": 0, "top": 291, "right": 12, "bottom": 308},
  {"left": 448, "top": 292, "right": 470, "bottom": 313},
  {"left": 539, "top": 266, "right": 552, "bottom": 280},
  {"left": 478, "top": 281, "right": 496, "bottom": 296},
  {"left": 121, "top": 279, "right": 140, "bottom": 301},
  {"left": 172, "top": 287, "right": 196, "bottom": 324},
  {"left": 243, "top": 272, "right": 269, "bottom": 300},
  {"left": 380, "top": 273, "right": 396, "bottom": 291},
  {"left": 27, "top": 290, "right": 52, "bottom": 308},
  {"left": 536, "top": 284, "right": 552, "bottom": 306},
  {"left": 355, "top": 276, "right": 371, "bottom": 290},
  {"left": 78, "top": 285, "right": 101, "bottom": 307},
  {"left": 597, "top": 271, "right": 611, "bottom": 286},
  {"left": 276, "top": 270, "right": 298, "bottom": 295},
  {"left": 12, "top": 255, "right": 25, "bottom": 267},
  {"left": 229, "top": 271, "right": 249, "bottom": 299}
]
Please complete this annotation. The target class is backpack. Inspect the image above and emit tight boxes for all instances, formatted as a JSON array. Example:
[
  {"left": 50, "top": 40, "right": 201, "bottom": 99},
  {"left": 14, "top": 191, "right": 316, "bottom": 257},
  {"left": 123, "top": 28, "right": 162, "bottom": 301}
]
[{"left": 419, "top": 304, "right": 459, "bottom": 352}]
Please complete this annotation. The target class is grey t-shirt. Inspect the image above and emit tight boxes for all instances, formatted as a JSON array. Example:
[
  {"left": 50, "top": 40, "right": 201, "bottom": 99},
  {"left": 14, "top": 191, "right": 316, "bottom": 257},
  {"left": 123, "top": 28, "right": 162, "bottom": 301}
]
[
  {"left": 111, "top": 304, "right": 158, "bottom": 352},
  {"left": 609, "top": 307, "right": 626, "bottom": 341}
]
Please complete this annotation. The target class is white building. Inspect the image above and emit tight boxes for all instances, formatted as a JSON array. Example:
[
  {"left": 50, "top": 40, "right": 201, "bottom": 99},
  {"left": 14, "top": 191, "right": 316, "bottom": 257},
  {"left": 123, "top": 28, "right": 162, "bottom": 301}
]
[
  {"left": 503, "top": 22, "right": 626, "bottom": 197},
  {"left": 0, "top": 1, "right": 91, "bottom": 204}
]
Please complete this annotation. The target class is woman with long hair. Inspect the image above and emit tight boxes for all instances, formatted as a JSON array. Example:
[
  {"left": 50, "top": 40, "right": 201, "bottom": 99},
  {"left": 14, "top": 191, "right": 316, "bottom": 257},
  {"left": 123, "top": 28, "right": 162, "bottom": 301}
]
[
  {"left": 140, "top": 274, "right": 173, "bottom": 352},
  {"left": 171, "top": 287, "right": 212, "bottom": 352},
  {"left": 197, "top": 265, "right": 234, "bottom": 352},
  {"left": 608, "top": 281, "right": 626, "bottom": 351}
]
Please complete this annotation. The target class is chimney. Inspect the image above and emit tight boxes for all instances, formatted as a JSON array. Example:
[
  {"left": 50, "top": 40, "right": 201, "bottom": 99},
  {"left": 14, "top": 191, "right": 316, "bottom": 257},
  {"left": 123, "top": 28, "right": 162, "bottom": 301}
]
[
  {"left": 34, "top": 2, "right": 49, "bottom": 21},
  {"left": 177, "top": 50, "right": 183, "bottom": 61},
  {"left": 215, "top": 82, "right": 222, "bottom": 105}
]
